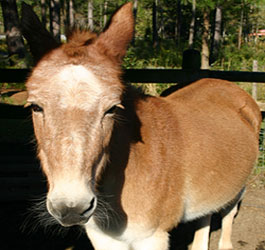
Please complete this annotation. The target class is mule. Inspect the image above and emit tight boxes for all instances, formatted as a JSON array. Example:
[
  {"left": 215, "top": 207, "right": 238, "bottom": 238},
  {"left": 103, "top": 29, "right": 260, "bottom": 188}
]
[{"left": 22, "top": 2, "right": 261, "bottom": 250}]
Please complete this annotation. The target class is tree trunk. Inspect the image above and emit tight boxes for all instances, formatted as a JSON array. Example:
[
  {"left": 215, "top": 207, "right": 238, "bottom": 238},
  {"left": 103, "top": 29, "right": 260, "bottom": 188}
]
[
  {"left": 132, "top": 0, "right": 138, "bottom": 43},
  {"left": 188, "top": 0, "right": 196, "bottom": 48},
  {"left": 103, "top": 0, "right": 108, "bottom": 27},
  {"left": 157, "top": 0, "right": 165, "bottom": 39},
  {"left": 41, "top": 0, "right": 47, "bottom": 27},
  {"left": 238, "top": 5, "right": 243, "bottom": 49},
  {"left": 252, "top": 60, "right": 258, "bottom": 101},
  {"left": 0, "top": 0, "right": 25, "bottom": 58},
  {"left": 175, "top": 0, "right": 181, "bottom": 44},
  {"left": 66, "top": 0, "right": 74, "bottom": 27},
  {"left": 254, "top": 22, "right": 259, "bottom": 44},
  {"left": 88, "top": 0, "right": 93, "bottom": 30},
  {"left": 201, "top": 9, "right": 210, "bottom": 69},
  {"left": 210, "top": 5, "right": 222, "bottom": 64},
  {"left": 133, "top": 0, "right": 138, "bottom": 20},
  {"left": 152, "top": 0, "right": 159, "bottom": 47},
  {"left": 49, "top": 0, "right": 61, "bottom": 42}
]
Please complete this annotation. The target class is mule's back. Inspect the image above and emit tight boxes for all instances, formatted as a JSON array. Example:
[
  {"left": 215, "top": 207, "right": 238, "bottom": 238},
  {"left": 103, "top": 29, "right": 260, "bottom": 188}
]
[{"left": 165, "top": 78, "right": 261, "bottom": 136}]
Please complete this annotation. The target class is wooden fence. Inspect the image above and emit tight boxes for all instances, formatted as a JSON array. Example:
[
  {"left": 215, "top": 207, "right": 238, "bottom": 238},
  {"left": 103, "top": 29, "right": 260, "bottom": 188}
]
[{"left": 1, "top": 68, "right": 265, "bottom": 84}]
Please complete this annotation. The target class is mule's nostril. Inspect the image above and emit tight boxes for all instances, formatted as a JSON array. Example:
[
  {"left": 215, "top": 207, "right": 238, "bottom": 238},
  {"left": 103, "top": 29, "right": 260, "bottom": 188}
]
[
  {"left": 47, "top": 197, "right": 96, "bottom": 226},
  {"left": 81, "top": 197, "right": 95, "bottom": 216}
]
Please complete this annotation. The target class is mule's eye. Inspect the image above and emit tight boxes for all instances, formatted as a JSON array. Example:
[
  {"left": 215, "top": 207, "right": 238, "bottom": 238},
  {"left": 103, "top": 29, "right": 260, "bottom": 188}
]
[
  {"left": 104, "top": 104, "right": 124, "bottom": 116},
  {"left": 105, "top": 106, "right": 118, "bottom": 116},
  {"left": 31, "top": 104, "right": 43, "bottom": 113}
]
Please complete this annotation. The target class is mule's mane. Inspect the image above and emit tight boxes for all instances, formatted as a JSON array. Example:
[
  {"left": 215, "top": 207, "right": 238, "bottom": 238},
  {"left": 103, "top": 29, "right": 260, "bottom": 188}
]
[{"left": 62, "top": 30, "right": 97, "bottom": 58}]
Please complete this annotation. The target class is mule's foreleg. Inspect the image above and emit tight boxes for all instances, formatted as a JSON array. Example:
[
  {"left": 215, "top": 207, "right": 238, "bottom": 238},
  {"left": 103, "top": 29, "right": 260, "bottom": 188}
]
[
  {"left": 86, "top": 227, "right": 129, "bottom": 250},
  {"left": 86, "top": 225, "right": 169, "bottom": 250},
  {"left": 131, "top": 231, "right": 169, "bottom": 250},
  {"left": 218, "top": 203, "right": 238, "bottom": 250},
  {"left": 190, "top": 214, "right": 212, "bottom": 250}
]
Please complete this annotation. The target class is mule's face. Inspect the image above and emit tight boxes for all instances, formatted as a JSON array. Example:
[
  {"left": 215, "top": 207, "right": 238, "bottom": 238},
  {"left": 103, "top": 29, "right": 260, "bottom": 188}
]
[
  {"left": 25, "top": 2, "right": 134, "bottom": 227},
  {"left": 27, "top": 59, "right": 123, "bottom": 226}
]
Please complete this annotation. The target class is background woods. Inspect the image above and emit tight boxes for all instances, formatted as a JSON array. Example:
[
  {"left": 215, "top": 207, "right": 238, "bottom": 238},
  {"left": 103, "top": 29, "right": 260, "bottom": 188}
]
[{"left": 0, "top": 0, "right": 264, "bottom": 72}]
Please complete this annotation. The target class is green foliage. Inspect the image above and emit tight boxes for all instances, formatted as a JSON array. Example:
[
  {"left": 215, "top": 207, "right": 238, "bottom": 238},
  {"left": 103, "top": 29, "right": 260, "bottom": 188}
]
[
  {"left": 124, "top": 39, "right": 183, "bottom": 69},
  {"left": 215, "top": 42, "right": 265, "bottom": 72},
  {"left": 197, "top": 0, "right": 216, "bottom": 10},
  {"left": 0, "top": 0, "right": 264, "bottom": 99}
]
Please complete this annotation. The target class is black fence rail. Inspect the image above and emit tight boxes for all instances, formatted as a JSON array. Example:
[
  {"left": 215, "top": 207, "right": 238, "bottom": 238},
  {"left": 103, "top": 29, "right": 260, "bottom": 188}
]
[{"left": 1, "top": 68, "right": 265, "bottom": 84}]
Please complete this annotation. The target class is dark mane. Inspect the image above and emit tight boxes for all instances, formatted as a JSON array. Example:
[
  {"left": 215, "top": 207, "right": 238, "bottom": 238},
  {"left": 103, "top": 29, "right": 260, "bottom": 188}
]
[{"left": 62, "top": 30, "right": 98, "bottom": 58}]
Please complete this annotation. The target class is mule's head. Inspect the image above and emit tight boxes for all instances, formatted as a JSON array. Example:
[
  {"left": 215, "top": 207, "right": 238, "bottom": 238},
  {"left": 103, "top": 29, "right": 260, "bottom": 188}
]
[{"left": 23, "top": 3, "right": 134, "bottom": 227}]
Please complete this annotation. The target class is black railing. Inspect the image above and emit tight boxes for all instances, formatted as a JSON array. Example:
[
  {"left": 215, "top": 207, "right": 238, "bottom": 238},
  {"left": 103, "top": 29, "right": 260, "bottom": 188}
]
[{"left": 1, "top": 68, "right": 265, "bottom": 84}]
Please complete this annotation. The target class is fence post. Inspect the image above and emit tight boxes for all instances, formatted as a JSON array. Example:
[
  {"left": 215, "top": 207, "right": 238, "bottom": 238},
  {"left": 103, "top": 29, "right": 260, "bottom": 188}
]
[
  {"left": 160, "top": 49, "right": 201, "bottom": 97},
  {"left": 252, "top": 60, "right": 258, "bottom": 101},
  {"left": 182, "top": 49, "right": 201, "bottom": 70}
]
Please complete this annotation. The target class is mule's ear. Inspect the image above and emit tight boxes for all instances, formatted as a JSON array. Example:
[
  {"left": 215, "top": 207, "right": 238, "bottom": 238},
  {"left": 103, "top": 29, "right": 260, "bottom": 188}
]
[
  {"left": 21, "top": 2, "right": 60, "bottom": 63},
  {"left": 95, "top": 2, "right": 134, "bottom": 63}
]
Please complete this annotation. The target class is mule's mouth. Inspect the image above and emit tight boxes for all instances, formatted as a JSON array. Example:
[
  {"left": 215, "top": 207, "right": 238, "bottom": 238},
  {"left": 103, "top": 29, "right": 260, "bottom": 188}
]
[
  {"left": 47, "top": 197, "right": 97, "bottom": 227},
  {"left": 81, "top": 197, "right": 96, "bottom": 217},
  {"left": 58, "top": 213, "right": 92, "bottom": 227}
]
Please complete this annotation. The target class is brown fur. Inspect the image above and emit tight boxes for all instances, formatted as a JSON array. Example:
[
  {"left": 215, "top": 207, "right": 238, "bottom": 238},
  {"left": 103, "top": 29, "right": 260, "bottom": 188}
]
[{"left": 24, "top": 2, "right": 261, "bottom": 250}]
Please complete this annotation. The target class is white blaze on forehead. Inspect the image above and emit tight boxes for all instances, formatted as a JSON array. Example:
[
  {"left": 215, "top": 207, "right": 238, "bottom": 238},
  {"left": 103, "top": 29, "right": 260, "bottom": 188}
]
[{"left": 56, "top": 64, "right": 103, "bottom": 109}]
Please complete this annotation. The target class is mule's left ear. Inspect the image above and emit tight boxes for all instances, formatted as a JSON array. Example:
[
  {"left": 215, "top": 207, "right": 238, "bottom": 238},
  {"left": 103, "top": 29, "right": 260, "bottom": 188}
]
[
  {"left": 95, "top": 2, "right": 134, "bottom": 63},
  {"left": 21, "top": 2, "right": 60, "bottom": 63}
]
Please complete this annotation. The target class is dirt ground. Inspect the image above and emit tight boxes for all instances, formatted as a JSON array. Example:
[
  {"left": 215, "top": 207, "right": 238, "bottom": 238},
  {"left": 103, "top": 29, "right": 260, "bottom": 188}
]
[
  {"left": 208, "top": 188, "right": 265, "bottom": 250},
  {"left": 168, "top": 180, "right": 265, "bottom": 250}
]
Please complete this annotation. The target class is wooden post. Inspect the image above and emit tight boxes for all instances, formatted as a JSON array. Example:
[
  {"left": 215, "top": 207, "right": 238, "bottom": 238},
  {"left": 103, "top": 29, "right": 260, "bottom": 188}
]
[
  {"left": 252, "top": 60, "right": 258, "bottom": 101},
  {"left": 160, "top": 49, "right": 201, "bottom": 97},
  {"left": 182, "top": 49, "right": 201, "bottom": 70}
]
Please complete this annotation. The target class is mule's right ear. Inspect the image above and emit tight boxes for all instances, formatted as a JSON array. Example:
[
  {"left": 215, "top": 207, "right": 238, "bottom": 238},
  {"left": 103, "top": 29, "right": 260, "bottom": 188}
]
[
  {"left": 21, "top": 2, "right": 60, "bottom": 63},
  {"left": 95, "top": 2, "right": 134, "bottom": 64}
]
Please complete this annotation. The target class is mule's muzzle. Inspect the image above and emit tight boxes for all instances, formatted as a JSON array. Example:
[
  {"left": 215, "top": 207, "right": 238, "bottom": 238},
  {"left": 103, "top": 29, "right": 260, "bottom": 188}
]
[{"left": 47, "top": 197, "right": 96, "bottom": 227}]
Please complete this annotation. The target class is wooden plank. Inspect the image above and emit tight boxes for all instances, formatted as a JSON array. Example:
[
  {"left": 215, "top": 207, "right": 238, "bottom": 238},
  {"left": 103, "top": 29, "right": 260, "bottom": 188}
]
[
  {"left": 0, "top": 69, "right": 30, "bottom": 83},
  {"left": 123, "top": 69, "right": 265, "bottom": 83},
  {"left": 0, "top": 68, "right": 265, "bottom": 83}
]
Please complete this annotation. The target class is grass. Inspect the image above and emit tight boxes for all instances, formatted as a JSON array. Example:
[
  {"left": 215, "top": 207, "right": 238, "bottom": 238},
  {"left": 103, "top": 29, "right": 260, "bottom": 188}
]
[
  {"left": 0, "top": 95, "right": 13, "bottom": 104},
  {"left": 237, "top": 82, "right": 265, "bottom": 102}
]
